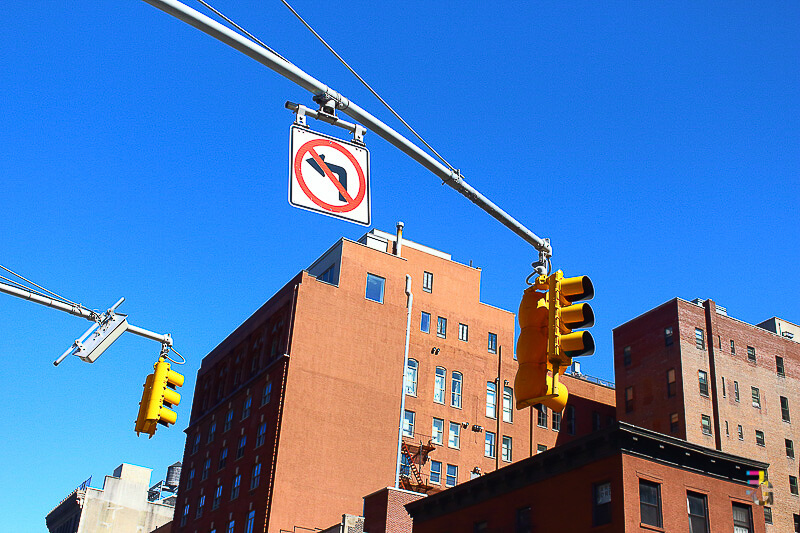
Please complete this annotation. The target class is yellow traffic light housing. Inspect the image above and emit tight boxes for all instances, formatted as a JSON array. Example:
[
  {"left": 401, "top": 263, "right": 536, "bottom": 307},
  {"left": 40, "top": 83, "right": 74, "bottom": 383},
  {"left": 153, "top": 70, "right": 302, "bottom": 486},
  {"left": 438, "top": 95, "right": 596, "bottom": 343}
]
[
  {"left": 135, "top": 357, "right": 185, "bottom": 438},
  {"left": 514, "top": 270, "right": 594, "bottom": 413}
]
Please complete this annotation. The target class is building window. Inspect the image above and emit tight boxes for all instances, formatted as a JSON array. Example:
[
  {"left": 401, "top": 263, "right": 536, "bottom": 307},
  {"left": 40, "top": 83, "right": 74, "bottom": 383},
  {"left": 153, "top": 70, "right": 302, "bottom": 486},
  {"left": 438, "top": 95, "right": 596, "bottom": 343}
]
[
  {"left": 794, "top": 514, "right": 800, "bottom": 533},
  {"left": 251, "top": 462, "right": 261, "bottom": 489},
  {"left": 485, "top": 431, "right": 496, "bottom": 458},
  {"left": 502, "top": 436, "right": 512, "bottom": 462},
  {"left": 732, "top": 503, "right": 752, "bottom": 533},
  {"left": 445, "top": 464, "right": 458, "bottom": 487},
  {"left": 695, "top": 328, "right": 704, "bottom": 350},
  {"left": 777, "top": 356, "right": 786, "bottom": 377},
  {"left": 420, "top": 311, "right": 430, "bottom": 333},
  {"left": 592, "top": 411, "right": 601, "bottom": 431},
  {"left": 365, "top": 273, "right": 385, "bottom": 303},
  {"left": 687, "top": 492, "right": 709, "bottom": 533},
  {"left": 191, "top": 433, "right": 201, "bottom": 454},
  {"left": 516, "top": 506, "right": 532, "bottom": 533},
  {"left": 400, "top": 454, "right": 411, "bottom": 477},
  {"left": 237, "top": 435, "right": 247, "bottom": 458},
  {"left": 755, "top": 430, "right": 765, "bottom": 446},
  {"left": 535, "top": 444, "right": 547, "bottom": 454},
  {"left": 186, "top": 468, "right": 195, "bottom": 490},
  {"left": 202, "top": 458, "right": 211, "bottom": 480},
  {"left": 751, "top": 387, "right": 761, "bottom": 409},
  {"left": 434, "top": 367, "right": 446, "bottom": 403},
  {"left": 403, "top": 410, "right": 415, "bottom": 437},
  {"left": 734, "top": 381, "right": 740, "bottom": 402},
  {"left": 458, "top": 323, "right": 469, "bottom": 342},
  {"left": 791, "top": 475, "right": 799, "bottom": 495},
  {"left": 437, "top": 316, "right": 447, "bottom": 338},
  {"left": 664, "top": 326, "right": 673, "bottom": 346},
  {"left": 737, "top": 424, "right": 743, "bottom": 440},
  {"left": 405, "top": 359, "right": 418, "bottom": 396},
  {"left": 422, "top": 271, "right": 433, "bottom": 292},
  {"left": 552, "top": 411, "right": 561, "bottom": 432},
  {"left": 764, "top": 507, "right": 773, "bottom": 524},
  {"left": 566, "top": 405, "right": 576, "bottom": 435},
  {"left": 698, "top": 370, "right": 709, "bottom": 397},
  {"left": 448, "top": 422, "right": 460, "bottom": 448},
  {"left": 787, "top": 439, "right": 795, "bottom": 459},
  {"left": 196, "top": 495, "right": 205, "bottom": 519},
  {"left": 537, "top": 405, "right": 548, "bottom": 428},
  {"left": 782, "top": 396, "right": 791, "bottom": 422},
  {"left": 503, "top": 386, "right": 513, "bottom": 423},
  {"left": 208, "top": 422, "right": 217, "bottom": 443},
  {"left": 255, "top": 422, "right": 267, "bottom": 447},
  {"left": 730, "top": 339, "right": 736, "bottom": 354},
  {"left": 180, "top": 504, "right": 189, "bottom": 527},
  {"left": 625, "top": 387, "right": 634, "bottom": 412},
  {"left": 488, "top": 332, "right": 497, "bottom": 354},
  {"left": 212, "top": 484, "right": 222, "bottom": 509},
  {"left": 224, "top": 409, "right": 233, "bottom": 432},
  {"left": 242, "top": 396, "right": 252, "bottom": 419},
  {"left": 231, "top": 474, "right": 241, "bottom": 500},
  {"left": 432, "top": 418, "right": 444, "bottom": 445},
  {"left": 747, "top": 345, "right": 756, "bottom": 362},
  {"left": 670, "top": 413, "right": 679, "bottom": 434},
  {"left": 429, "top": 460, "right": 441, "bottom": 484},
  {"left": 593, "top": 482, "right": 612, "bottom": 526},
  {"left": 318, "top": 264, "right": 335, "bottom": 284},
  {"left": 725, "top": 420, "right": 729, "bottom": 436},
  {"left": 245, "top": 510, "right": 256, "bottom": 533},
  {"left": 261, "top": 382, "right": 272, "bottom": 406},
  {"left": 721, "top": 376, "right": 726, "bottom": 397},
  {"left": 451, "top": 371, "right": 462, "bottom": 408},
  {"left": 218, "top": 448, "right": 228, "bottom": 469},
  {"left": 623, "top": 346, "right": 631, "bottom": 366},
  {"left": 226, "top": 520, "right": 235, "bottom": 533},
  {"left": 701, "top": 415, "right": 712, "bottom": 435},
  {"left": 486, "top": 381, "right": 497, "bottom": 418},
  {"left": 639, "top": 479, "right": 663, "bottom": 528},
  {"left": 667, "top": 368, "right": 676, "bottom": 397}
]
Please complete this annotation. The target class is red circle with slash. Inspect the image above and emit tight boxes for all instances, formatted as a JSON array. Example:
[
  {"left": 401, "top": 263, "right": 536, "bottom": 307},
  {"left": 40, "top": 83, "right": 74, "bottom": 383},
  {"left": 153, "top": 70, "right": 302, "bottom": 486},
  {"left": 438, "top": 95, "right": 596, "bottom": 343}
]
[{"left": 293, "top": 138, "right": 367, "bottom": 213}]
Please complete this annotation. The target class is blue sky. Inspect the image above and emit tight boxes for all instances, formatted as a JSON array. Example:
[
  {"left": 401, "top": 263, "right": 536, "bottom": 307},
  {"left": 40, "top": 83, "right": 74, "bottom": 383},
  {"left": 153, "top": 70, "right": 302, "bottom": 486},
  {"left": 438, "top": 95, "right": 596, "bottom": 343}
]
[{"left": 1, "top": 1, "right": 798, "bottom": 531}]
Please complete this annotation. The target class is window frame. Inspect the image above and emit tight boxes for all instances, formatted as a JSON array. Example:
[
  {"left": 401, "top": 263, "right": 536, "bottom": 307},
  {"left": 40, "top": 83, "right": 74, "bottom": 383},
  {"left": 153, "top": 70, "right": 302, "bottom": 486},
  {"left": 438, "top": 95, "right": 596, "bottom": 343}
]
[
  {"left": 237, "top": 435, "right": 247, "bottom": 459},
  {"left": 695, "top": 328, "right": 705, "bottom": 350},
  {"left": 592, "top": 481, "right": 612, "bottom": 526},
  {"left": 488, "top": 332, "right": 497, "bottom": 354},
  {"left": 670, "top": 412, "right": 679, "bottom": 433},
  {"left": 566, "top": 405, "right": 576, "bottom": 435},
  {"left": 639, "top": 479, "right": 663, "bottom": 528},
  {"left": 687, "top": 492, "right": 709, "bottom": 533},
  {"left": 790, "top": 475, "right": 799, "bottom": 495},
  {"left": 503, "top": 386, "right": 514, "bottom": 423},
  {"left": 787, "top": 438, "right": 795, "bottom": 459},
  {"left": 502, "top": 435, "right": 512, "bottom": 462},
  {"left": 751, "top": 387, "right": 761, "bottom": 409},
  {"left": 667, "top": 368, "right": 676, "bottom": 397},
  {"left": 698, "top": 370, "right": 709, "bottom": 397},
  {"left": 437, "top": 316, "right": 447, "bottom": 338},
  {"left": 458, "top": 322, "right": 469, "bottom": 342},
  {"left": 777, "top": 356, "right": 786, "bottom": 377},
  {"left": 734, "top": 381, "right": 740, "bottom": 402},
  {"left": 450, "top": 371, "right": 462, "bottom": 408},
  {"left": 701, "top": 414, "right": 712, "bottom": 436},
  {"left": 781, "top": 396, "right": 791, "bottom": 422},
  {"left": 537, "top": 404, "right": 548, "bottom": 428},
  {"left": 434, "top": 367, "right": 446, "bottom": 404},
  {"left": 445, "top": 463, "right": 457, "bottom": 487},
  {"left": 484, "top": 431, "right": 496, "bottom": 458},
  {"left": 747, "top": 345, "right": 756, "bottom": 362},
  {"left": 403, "top": 410, "right": 415, "bottom": 437},
  {"left": 422, "top": 271, "right": 433, "bottom": 293},
  {"left": 755, "top": 429, "right": 765, "bottom": 447},
  {"left": 664, "top": 326, "right": 673, "bottom": 346},
  {"left": 486, "top": 381, "right": 497, "bottom": 419},
  {"left": 431, "top": 417, "right": 444, "bottom": 445},
  {"left": 405, "top": 359, "right": 418, "bottom": 396},
  {"left": 365, "top": 273, "right": 386, "bottom": 303},
  {"left": 429, "top": 460, "right": 441, "bottom": 485},
  {"left": 251, "top": 462, "right": 261, "bottom": 489},
  {"left": 448, "top": 421, "right": 460, "bottom": 449},
  {"left": 623, "top": 345, "right": 631, "bottom": 366},
  {"left": 420, "top": 311, "right": 431, "bottom": 333},
  {"left": 625, "top": 386, "right": 634, "bottom": 412}
]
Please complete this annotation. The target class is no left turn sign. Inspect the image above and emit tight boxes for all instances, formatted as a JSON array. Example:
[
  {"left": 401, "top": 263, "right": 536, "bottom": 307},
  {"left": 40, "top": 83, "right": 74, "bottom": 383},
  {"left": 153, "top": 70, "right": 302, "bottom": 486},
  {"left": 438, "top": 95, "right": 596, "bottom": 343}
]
[{"left": 289, "top": 125, "right": 370, "bottom": 226}]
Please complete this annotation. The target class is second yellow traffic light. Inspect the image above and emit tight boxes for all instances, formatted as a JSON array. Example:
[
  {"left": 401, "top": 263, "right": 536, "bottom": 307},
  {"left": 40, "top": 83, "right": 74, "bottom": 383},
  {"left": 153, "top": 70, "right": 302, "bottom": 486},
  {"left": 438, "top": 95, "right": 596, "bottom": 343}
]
[{"left": 135, "top": 357, "right": 185, "bottom": 438}]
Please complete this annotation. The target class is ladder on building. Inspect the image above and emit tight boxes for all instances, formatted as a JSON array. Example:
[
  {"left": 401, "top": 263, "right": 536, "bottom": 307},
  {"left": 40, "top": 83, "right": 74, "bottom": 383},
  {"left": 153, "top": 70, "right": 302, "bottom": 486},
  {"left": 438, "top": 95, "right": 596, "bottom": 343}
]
[{"left": 400, "top": 441, "right": 424, "bottom": 487}]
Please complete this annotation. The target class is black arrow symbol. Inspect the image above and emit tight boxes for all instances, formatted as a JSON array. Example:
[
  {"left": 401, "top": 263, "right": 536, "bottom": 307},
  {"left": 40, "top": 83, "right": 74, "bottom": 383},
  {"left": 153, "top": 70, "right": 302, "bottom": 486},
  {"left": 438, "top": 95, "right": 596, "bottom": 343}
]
[{"left": 307, "top": 154, "right": 348, "bottom": 202}]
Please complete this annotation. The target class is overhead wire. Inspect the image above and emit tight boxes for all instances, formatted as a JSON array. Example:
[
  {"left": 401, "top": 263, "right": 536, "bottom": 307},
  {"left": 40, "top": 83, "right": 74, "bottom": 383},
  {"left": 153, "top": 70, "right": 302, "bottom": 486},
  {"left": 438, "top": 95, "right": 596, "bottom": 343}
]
[
  {"left": 278, "top": 0, "right": 459, "bottom": 174},
  {"left": 0, "top": 264, "right": 82, "bottom": 307}
]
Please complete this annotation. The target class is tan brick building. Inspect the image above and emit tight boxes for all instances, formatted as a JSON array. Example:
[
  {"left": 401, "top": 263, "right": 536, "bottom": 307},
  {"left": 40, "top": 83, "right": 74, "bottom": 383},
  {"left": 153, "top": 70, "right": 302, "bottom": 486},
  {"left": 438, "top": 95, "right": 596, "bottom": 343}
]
[
  {"left": 614, "top": 297, "right": 800, "bottom": 531},
  {"left": 171, "top": 228, "right": 615, "bottom": 533}
]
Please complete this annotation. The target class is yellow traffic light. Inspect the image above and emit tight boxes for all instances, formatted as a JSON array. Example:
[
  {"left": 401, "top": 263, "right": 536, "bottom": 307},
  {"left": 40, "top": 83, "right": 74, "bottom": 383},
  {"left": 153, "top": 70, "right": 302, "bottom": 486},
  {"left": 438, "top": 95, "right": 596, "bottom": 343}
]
[
  {"left": 135, "top": 357, "right": 185, "bottom": 438},
  {"left": 514, "top": 277, "right": 569, "bottom": 412},
  {"left": 514, "top": 270, "right": 594, "bottom": 413},
  {"left": 549, "top": 271, "right": 595, "bottom": 369}
]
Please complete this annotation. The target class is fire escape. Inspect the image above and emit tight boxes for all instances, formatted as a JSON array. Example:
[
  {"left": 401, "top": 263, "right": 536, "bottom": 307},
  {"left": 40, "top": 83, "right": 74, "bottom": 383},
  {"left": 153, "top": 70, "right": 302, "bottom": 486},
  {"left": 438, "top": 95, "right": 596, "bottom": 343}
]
[{"left": 399, "top": 437, "right": 437, "bottom": 494}]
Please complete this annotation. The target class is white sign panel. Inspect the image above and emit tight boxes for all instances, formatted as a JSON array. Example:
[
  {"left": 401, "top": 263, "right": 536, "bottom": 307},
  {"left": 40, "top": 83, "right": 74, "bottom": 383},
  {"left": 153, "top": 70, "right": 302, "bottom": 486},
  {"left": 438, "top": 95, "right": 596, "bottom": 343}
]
[{"left": 289, "top": 125, "right": 371, "bottom": 226}]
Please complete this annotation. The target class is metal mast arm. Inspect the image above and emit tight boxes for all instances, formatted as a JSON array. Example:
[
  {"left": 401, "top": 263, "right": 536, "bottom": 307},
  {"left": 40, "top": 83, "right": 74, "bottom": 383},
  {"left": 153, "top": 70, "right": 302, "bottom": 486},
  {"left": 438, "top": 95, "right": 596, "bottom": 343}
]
[
  {"left": 140, "top": 0, "right": 552, "bottom": 257},
  {"left": 0, "top": 280, "right": 172, "bottom": 346}
]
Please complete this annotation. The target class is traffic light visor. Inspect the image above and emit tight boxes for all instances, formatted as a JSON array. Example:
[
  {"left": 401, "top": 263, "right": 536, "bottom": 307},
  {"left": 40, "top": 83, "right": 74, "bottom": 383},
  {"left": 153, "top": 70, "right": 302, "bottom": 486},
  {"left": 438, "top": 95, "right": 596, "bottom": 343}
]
[
  {"left": 559, "top": 302, "right": 595, "bottom": 329},
  {"left": 560, "top": 275, "right": 594, "bottom": 302},
  {"left": 561, "top": 330, "right": 595, "bottom": 358}
]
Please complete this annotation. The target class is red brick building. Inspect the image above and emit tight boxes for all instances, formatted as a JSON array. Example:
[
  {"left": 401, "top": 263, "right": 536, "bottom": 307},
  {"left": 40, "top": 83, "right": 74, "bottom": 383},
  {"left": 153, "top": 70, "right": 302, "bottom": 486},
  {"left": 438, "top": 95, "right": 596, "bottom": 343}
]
[
  {"left": 171, "top": 228, "right": 615, "bottom": 533},
  {"left": 614, "top": 297, "right": 800, "bottom": 531},
  {"left": 406, "top": 422, "right": 768, "bottom": 533}
]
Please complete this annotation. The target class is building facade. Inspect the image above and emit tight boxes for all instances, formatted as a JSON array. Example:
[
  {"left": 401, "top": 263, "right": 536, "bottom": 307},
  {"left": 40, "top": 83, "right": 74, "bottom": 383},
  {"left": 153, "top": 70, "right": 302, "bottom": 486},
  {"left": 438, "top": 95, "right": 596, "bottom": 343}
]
[
  {"left": 406, "top": 422, "right": 768, "bottom": 533},
  {"left": 46, "top": 463, "right": 175, "bottom": 533},
  {"left": 172, "top": 228, "right": 615, "bottom": 533},
  {"left": 614, "top": 297, "right": 800, "bottom": 531}
]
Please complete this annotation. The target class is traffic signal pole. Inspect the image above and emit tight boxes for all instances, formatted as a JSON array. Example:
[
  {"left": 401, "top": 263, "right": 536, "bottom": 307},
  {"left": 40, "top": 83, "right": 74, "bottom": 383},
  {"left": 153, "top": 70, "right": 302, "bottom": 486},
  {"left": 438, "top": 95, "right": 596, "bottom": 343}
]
[
  {"left": 0, "top": 280, "right": 173, "bottom": 364},
  {"left": 139, "top": 0, "right": 553, "bottom": 261}
]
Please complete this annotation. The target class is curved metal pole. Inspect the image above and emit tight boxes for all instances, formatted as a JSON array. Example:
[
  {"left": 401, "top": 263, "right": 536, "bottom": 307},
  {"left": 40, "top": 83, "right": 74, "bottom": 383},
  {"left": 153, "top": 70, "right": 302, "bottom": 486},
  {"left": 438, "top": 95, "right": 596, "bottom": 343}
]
[{"left": 139, "top": 0, "right": 552, "bottom": 256}]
